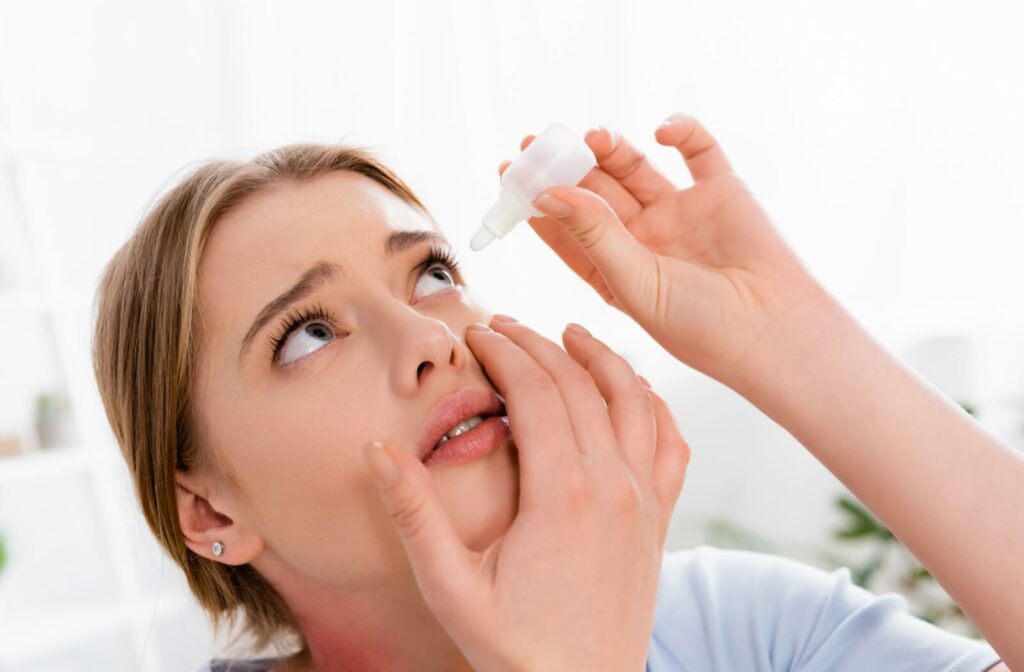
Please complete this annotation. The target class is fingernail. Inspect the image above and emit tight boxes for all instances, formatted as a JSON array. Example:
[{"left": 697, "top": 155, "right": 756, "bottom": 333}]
[
  {"left": 584, "top": 127, "right": 600, "bottom": 141},
  {"left": 469, "top": 322, "right": 492, "bottom": 331},
  {"left": 598, "top": 125, "right": 621, "bottom": 149},
  {"left": 638, "top": 374, "right": 652, "bottom": 388},
  {"left": 532, "top": 193, "right": 574, "bottom": 218},
  {"left": 364, "top": 441, "right": 399, "bottom": 486},
  {"left": 491, "top": 314, "right": 518, "bottom": 323},
  {"left": 658, "top": 113, "right": 687, "bottom": 130},
  {"left": 566, "top": 322, "right": 591, "bottom": 337}
]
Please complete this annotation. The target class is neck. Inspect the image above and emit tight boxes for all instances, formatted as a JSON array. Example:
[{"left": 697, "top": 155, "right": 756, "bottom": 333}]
[{"left": 271, "top": 569, "right": 473, "bottom": 672}]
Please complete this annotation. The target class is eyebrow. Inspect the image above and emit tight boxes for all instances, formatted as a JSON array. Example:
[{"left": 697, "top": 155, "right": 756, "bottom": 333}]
[{"left": 238, "top": 229, "right": 449, "bottom": 366}]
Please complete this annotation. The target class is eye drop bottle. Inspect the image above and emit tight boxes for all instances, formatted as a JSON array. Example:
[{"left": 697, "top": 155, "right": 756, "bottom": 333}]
[{"left": 470, "top": 122, "right": 597, "bottom": 251}]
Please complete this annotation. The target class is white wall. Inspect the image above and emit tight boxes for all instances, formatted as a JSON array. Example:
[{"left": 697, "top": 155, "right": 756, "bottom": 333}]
[{"left": 1, "top": 0, "right": 1022, "bottom": 669}]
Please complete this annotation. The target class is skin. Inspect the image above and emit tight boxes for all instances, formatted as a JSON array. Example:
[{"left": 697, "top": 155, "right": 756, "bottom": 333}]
[
  {"left": 509, "top": 113, "right": 1018, "bottom": 671},
  {"left": 175, "top": 172, "right": 521, "bottom": 671},
  {"left": 173, "top": 171, "right": 689, "bottom": 671}
]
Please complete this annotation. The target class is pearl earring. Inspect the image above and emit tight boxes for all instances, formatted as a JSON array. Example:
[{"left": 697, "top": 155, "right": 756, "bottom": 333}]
[{"left": 212, "top": 541, "right": 224, "bottom": 557}]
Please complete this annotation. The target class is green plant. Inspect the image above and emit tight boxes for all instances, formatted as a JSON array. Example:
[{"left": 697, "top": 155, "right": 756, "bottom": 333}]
[
  {"left": 704, "top": 517, "right": 777, "bottom": 553},
  {"left": 34, "top": 391, "right": 63, "bottom": 424},
  {"left": 0, "top": 532, "right": 7, "bottom": 576}
]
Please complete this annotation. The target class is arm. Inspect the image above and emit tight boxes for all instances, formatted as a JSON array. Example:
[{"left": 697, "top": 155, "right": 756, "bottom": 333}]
[
  {"left": 732, "top": 289, "right": 1023, "bottom": 670},
  {"left": 510, "top": 113, "right": 1021, "bottom": 668}
]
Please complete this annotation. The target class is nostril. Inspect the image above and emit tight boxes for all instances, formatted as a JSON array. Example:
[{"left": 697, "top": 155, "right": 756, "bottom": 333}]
[{"left": 416, "top": 361, "right": 431, "bottom": 379}]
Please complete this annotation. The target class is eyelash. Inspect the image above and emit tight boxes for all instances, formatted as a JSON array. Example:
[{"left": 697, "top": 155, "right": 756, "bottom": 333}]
[{"left": 267, "top": 245, "right": 464, "bottom": 363}]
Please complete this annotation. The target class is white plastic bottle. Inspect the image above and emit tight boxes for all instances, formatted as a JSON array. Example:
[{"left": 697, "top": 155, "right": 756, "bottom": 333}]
[{"left": 470, "top": 122, "right": 597, "bottom": 251}]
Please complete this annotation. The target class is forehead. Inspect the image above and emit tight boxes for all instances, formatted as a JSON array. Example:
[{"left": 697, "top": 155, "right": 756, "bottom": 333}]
[
  {"left": 196, "top": 171, "right": 437, "bottom": 347},
  {"left": 202, "top": 171, "right": 433, "bottom": 281}
]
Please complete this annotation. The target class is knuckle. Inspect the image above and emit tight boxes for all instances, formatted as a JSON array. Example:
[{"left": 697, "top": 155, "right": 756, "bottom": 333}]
[
  {"left": 562, "top": 468, "right": 592, "bottom": 511},
  {"left": 517, "top": 370, "right": 559, "bottom": 394},
  {"left": 386, "top": 493, "right": 430, "bottom": 538},
  {"left": 563, "top": 366, "right": 595, "bottom": 390},
  {"left": 676, "top": 437, "right": 693, "bottom": 467},
  {"left": 638, "top": 390, "right": 657, "bottom": 417},
  {"left": 603, "top": 469, "right": 643, "bottom": 515},
  {"left": 568, "top": 216, "right": 608, "bottom": 250},
  {"left": 614, "top": 149, "right": 648, "bottom": 180}
]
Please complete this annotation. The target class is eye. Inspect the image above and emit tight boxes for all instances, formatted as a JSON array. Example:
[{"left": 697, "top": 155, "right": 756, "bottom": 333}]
[
  {"left": 268, "top": 248, "right": 463, "bottom": 367},
  {"left": 278, "top": 319, "right": 336, "bottom": 366},
  {"left": 413, "top": 262, "right": 457, "bottom": 299}
]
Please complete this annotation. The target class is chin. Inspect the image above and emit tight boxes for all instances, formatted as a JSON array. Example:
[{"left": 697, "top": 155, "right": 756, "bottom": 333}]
[{"left": 433, "top": 437, "right": 519, "bottom": 552}]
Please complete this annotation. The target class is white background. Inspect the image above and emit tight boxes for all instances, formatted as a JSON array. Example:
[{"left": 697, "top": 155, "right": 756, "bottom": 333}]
[{"left": 1, "top": 0, "right": 1022, "bottom": 669}]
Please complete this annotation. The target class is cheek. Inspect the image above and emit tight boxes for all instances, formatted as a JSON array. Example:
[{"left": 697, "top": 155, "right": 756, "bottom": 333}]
[
  {"left": 243, "top": 385, "right": 378, "bottom": 490},
  {"left": 232, "top": 389, "right": 413, "bottom": 581}
]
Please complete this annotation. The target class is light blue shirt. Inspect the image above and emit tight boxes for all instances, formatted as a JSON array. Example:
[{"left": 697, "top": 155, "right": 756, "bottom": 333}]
[{"left": 196, "top": 546, "right": 1002, "bottom": 671}]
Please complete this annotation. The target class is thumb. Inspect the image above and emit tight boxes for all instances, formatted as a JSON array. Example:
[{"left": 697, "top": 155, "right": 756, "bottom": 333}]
[
  {"left": 363, "top": 440, "right": 480, "bottom": 614},
  {"left": 532, "top": 185, "right": 657, "bottom": 312}
]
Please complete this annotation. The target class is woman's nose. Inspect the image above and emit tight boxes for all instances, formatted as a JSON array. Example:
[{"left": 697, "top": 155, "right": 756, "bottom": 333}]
[{"left": 385, "top": 306, "right": 467, "bottom": 395}]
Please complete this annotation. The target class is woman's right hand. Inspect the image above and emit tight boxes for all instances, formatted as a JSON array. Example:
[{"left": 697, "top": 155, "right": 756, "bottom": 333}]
[{"left": 363, "top": 316, "right": 690, "bottom": 672}]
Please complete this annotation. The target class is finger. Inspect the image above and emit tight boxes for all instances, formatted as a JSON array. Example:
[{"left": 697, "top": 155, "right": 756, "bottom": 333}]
[
  {"left": 488, "top": 315, "right": 618, "bottom": 462},
  {"left": 584, "top": 126, "right": 677, "bottom": 206},
  {"left": 560, "top": 323, "right": 656, "bottom": 479},
  {"left": 640, "top": 383, "right": 690, "bottom": 537},
  {"left": 517, "top": 133, "right": 643, "bottom": 222},
  {"left": 497, "top": 159, "right": 511, "bottom": 177},
  {"left": 364, "top": 440, "right": 481, "bottom": 616},
  {"left": 526, "top": 216, "right": 614, "bottom": 304},
  {"left": 654, "top": 113, "right": 733, "bottom": 182},
  {"left": 464, "top": 323, "right": 582, "bottom": 499},
  {"left": 530, "top": 185, "right": 658, "bottom": 317}
]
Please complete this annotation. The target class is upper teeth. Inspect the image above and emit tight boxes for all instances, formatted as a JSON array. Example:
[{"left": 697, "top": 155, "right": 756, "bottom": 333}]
[{"left": 435, "top": 415, "right": 485, "bottom": 449}]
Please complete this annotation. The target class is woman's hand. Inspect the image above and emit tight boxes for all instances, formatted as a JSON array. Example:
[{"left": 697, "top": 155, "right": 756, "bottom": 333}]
[
  {"left": 363, "top": 316, "right": 690, "bottom": 672},
  {"left": 502, "top": 117, "right": 1024, "bottom": 670},
  {"left": 500, "top": 114, "right": 834, "bottom": 393}
]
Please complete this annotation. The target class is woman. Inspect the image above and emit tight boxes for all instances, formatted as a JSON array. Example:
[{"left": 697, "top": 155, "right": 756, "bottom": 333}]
[{"left": 91, "top": 117, "right": 1012, "bottom": 671}]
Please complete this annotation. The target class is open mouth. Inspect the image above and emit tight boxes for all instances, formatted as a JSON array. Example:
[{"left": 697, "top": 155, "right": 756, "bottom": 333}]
[
  {"left": 418, "top": 386, "right": 510, "bottom": 467},
  {"left": 433, "top": 413, "right": 492, "bottom": 450},
  {"left": 423, "top": 411, "right": 510, "bottom": 468}
]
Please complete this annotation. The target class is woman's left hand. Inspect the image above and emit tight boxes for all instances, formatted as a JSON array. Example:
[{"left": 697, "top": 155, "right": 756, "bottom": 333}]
[{"left": 499, "top": 115, "right": 833, "bottom": 397}]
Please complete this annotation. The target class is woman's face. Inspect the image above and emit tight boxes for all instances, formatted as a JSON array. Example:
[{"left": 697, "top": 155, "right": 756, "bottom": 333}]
[{"left": 178, "top": 171, "right": 519, "bottom": 598}]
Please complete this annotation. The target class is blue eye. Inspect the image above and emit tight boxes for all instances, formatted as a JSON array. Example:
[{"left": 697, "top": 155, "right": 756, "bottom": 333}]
[
  {"left": 278, "top": 319, "right": 335, "bottom": 365},
  {"left": 413, "top": 262, "right": 457, "bottom": 299},
  {"left": 268, "top": 302, "right": 337, "bottom": 366},
  {"left": 268, "top": 246, "right": 464, "bottom": 367}
]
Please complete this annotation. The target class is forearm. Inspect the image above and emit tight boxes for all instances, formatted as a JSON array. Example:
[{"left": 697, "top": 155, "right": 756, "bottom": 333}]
[{"left": 732, "top": 291, "right": 1024, "bottom": 669}]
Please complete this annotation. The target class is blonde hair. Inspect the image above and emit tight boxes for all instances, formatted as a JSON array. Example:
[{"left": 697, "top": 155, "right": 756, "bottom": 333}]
[{"left": 92, "top": 143, "right": 435, "bottom": 656}]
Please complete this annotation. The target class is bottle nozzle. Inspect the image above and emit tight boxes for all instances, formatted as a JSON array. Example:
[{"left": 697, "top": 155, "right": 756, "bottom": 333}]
[
  {"left": 470, "top": 190, "right": 534, "bottom": 252},
  {"left": 469, "top": 226, "right": 496, "bottom": 251}
]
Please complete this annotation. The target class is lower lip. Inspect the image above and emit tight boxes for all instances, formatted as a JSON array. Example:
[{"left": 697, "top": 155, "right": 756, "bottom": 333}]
[{"left": 423, "top": 415, "right": 511, "bottom": 468}]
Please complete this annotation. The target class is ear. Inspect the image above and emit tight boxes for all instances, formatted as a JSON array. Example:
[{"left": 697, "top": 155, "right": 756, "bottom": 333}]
[{"left": 175, "top": 469, "right": 264, "bottom": 566}]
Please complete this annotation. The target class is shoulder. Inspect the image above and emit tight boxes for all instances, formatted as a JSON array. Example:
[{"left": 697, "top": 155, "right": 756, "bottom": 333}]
[{"left": 646, "top": 545, "right": 1002, "bottom": 672}]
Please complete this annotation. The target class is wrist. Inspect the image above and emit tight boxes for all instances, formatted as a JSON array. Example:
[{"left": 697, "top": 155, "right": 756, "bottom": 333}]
[{"left": 727, "top": 282, "right": 865, "bottom": 423}]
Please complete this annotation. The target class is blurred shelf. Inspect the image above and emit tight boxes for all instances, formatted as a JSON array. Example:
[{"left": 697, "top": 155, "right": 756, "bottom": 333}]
[
  {"left": 0, "top": 592, "right": 191, "bottom": 666},
  {"left": 0, "top": 287, "right": 96, "bottom": 316},
  {"left": 0, "top": 444, "right": 93, "bottom": 483},
  {"left": 0, "top": 288, "right": 46, "bottom": 316},
  {"left": 0, "top": 130, "right": 91, "bottom": 160}
]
